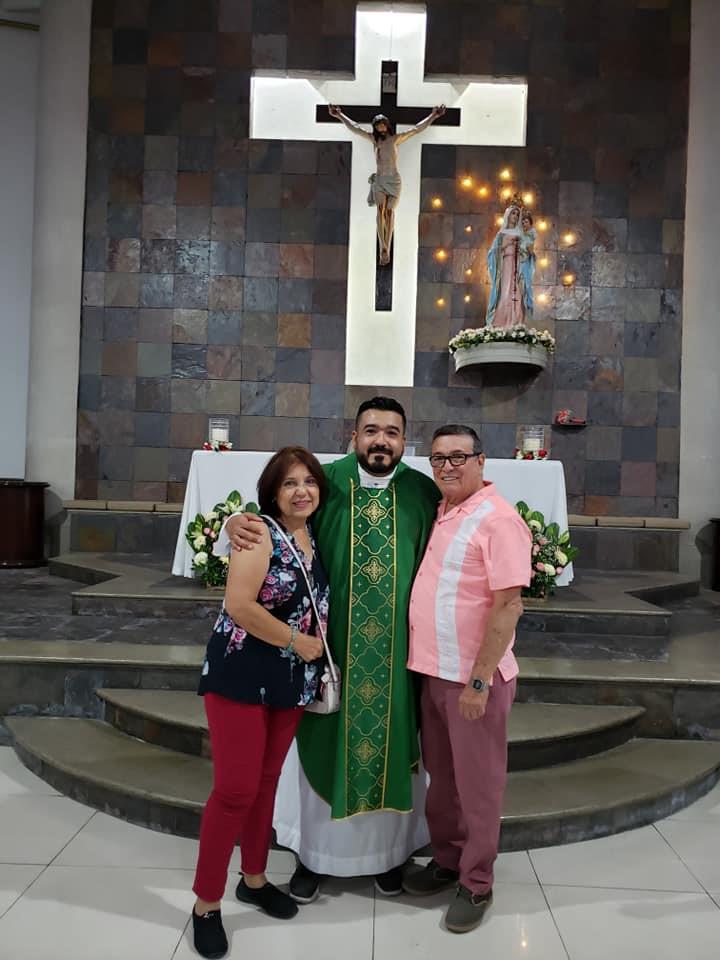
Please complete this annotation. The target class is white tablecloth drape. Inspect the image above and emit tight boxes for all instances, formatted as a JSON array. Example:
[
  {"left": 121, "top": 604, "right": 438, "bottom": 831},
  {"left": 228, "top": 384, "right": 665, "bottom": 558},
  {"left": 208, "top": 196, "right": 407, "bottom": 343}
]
[{"left": 171, "top": 450, "right": 573, "bottom": 584}]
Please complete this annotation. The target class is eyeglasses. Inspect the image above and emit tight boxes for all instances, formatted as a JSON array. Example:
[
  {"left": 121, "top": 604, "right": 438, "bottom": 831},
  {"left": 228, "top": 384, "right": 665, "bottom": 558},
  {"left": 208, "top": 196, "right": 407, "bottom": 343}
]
[{"left": 428, "top": 453, "right": 478, "bottom": 468}]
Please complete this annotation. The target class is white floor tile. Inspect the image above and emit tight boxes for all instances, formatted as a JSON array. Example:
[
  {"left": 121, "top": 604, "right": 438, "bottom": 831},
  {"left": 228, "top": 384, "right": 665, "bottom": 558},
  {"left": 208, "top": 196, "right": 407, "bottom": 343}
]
[
  {"left": 174, "top": 876, "right": 374, "bottom": 960},
  {"left": 374, "top": 882, "right": 568, "bottom": 959},
  {"left": 545, "top": 885, "right": 720, "bottom": 960},
  {"left": 0, "top": 865, "right": 193, "bottom": 960},
  {"left": 655, "top": 820, "right": 720, "bottom": 892},
  {"left": 495, "top": 850, "right": 539, "bottom": 884},
  {"left": 0, "top": 795, "right": 95, "bottom": 864},
  {"left": 0, "top": 747, "right": 60, "bottom": 796},
  {"left": 529, "top": 826, "right": 702, "bottom": 892},
  {"left": 0, "top": 864, "right": 45, "bottom": 916}
]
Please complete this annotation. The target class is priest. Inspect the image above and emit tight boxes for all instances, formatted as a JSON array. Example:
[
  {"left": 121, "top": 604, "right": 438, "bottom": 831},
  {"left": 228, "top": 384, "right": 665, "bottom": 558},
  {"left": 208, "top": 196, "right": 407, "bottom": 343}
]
[{"left": 223, "top": 397, "right": 440, "bottom": 901}]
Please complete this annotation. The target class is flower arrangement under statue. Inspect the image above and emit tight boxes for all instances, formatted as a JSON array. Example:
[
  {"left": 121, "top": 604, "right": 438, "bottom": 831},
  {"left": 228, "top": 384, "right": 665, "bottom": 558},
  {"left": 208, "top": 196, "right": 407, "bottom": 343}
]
[
  {"left": 515, "top": 501, "right": 578, "bottom": 600},
  {"left": 449, "top": 325, "right": 555, "bottom": 372},
  {"left": 185, "top": 490, "right": 259, "bottom": 588}
]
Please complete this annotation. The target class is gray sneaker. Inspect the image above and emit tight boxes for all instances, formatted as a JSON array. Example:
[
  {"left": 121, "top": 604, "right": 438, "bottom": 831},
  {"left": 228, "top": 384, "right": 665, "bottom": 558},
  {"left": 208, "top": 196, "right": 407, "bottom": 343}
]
[
  {"left": 445, "top": 884, "right": 493, "bottom": 934},
  {"left": 402, "top": 860, "right": 459, "bottom": 897}
]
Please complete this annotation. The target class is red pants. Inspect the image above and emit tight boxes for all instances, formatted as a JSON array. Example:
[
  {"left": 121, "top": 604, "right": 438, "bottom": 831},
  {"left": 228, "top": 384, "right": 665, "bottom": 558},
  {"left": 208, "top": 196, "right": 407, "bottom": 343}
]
[
  {"left": 421, "top": 673, "right": 516, "bottom": 895},
  {"left": 193, "top": 693, "right": 302, "bottom": 903}
]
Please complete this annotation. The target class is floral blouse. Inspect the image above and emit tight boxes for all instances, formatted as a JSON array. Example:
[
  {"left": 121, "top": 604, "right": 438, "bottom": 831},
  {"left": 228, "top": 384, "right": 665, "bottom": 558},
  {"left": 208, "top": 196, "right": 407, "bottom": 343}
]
[{"left": 198, "top": 519, "right": 329, "bottom": 709}]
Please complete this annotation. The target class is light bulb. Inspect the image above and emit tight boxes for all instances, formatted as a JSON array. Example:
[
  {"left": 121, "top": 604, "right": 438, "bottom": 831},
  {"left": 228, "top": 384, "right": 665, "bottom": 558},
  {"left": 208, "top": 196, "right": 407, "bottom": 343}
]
[
  {"left": 539, "top": 257, "right": 549, "bottom": 267},
  {"left": 499, "top": 168, "right": 511, "bottom": 180},
  {"left": 464, "top": 294, "right": 471, "bottom": 303},
  {"left": 538, "top": 219, "right": 548, "bottom": 231},
  {"left": 435, "top": 248, "right": 448, "bottom": 261},
  {"left": 501, "top": 187, "right": 512, "bottom": 200},
  {"left": 538, "top": 293, "right": 549, "bottom": 304},
  {"left": 477, "top": 185, "right": 489, "bottom": 198},
  {"left": 563, "top": 231, "right": 576, "bottom": 245},
  {"left": 431, "top": 196, "right": 443, "bottom": 209},
  {"left": 460, "top": 176, "right": 473, "bottom": 189},
  {"left": 522, "top": 192, "right": 534, "bottom": 205},
  {"left": 464, "top": 225, "right": 472, "bottom": 233},
  {"left": 436, "top": 297, "right": 445, "bottom": 307},
  {"left": 495, "top": 215, "right": 504, "bottom": 226},
  {"left": 562, "top": 272, "right": 576, "bottom": 286},
  {"left": 465, "top": 268, "right": 473, "bottom": 277}
]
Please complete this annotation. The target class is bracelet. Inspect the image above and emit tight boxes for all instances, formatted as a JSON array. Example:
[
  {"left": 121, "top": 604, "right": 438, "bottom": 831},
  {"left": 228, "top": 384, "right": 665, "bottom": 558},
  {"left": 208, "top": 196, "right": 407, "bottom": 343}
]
[{"left": 287, "top": 625, "right": 297, "bottom": 652}]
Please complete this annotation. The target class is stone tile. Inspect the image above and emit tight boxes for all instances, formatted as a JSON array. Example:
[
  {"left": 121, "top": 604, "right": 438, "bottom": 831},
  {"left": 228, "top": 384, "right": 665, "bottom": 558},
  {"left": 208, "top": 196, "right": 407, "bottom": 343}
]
[
  {"left": 107, "top": 238, "right": 141, "bottom": 272},
  {"left": 412, "top": 387, "right": 446, "bottom": 422},
  {"left": 277, "top": 314, "right": 311, "bottom": 348},
  {"left": 176, "top": 205, "right": 211, "bottom": 239},
  {"left": 590, "top": 321, "right": 624, "bottom": 356},
  {"left": 141, "top": 239, "right": 176, "bottom": 273},
  {"left": 103, "top": 307, "right": 138, "bottom": 341},
  {"left": 585, "top": 461, "right": 621, "bottom": 496},
  {"left": 243, "top": 277, "right": 277, "bottom": 312},
  {"left": 310, "top": 350, "right": 345, "bottom": 385},
  {"left": 273, "top": 416, "right": 309, "bottom": 448},
  {"left": 622, "top": 391, "right": 658, "bottom": 427},
  {"left": 586, "top": 426, "right": 622, "bottom": 461},
  {"left": 657, "top": 427, "right": 680, "bottom": 462},
  {"left": 143, "top": 170, "right": 176, "bottom": 204},
  {"left": 310, "top": 384, "right": 345, "bottom": 418},
  {"left": 241, "top": 345, "right": 276, "bottom": 381},
  {"left": 105, "top": 273, "right": 140, "bottom": 307},
  {"left": 99, "top": 445, "right": 133, "bottom": 481},
  {"left": 314, "top": 209, "right": 349, "bottom": 244},
  {"left": 558, "top": 180, "right": 593, "bottom": 217},
  {"left": 209, "top": 240, "right": 245, "bottom": 275},
  {"left": 95, "top": 409, "right": 135, "bottom": 444},
  {"left": 81, "top": 306, "right": 104, "bottom": 341},
  {"left": 244, "top": 242, "right": 280, "bottom": 277},
  {"left": 628, "top": 218, "right": 663, "bottom": 253},
  {"left": 170, "top": 378, "right": 207, "bottom": 413},
  {"left": 138, "top": 308, "right": 173, "bottom": 342},
  {"left": 622, "top": 426, "right": 657, "bottom": 461},
  {"left": 171, "top": 344, "right": 206, "bottom": 378},
  {"left": 312, "top": 245, "right": 347, "bottom": 280},
  {"left": 623, "top": 356, "right": 659, "bottom": 391},
  {"left": 627, "top": 254, "right": 666, "bottom": 287},
  {"left": 206, "top": 345, "right": 242, "bottom": 380},
  {"left": 625, "top": 288, "right": 662, "bottom": 323},
  {"left": 591, "top": 253, "right": 626, "bottom": 287},
  {"left": 279, "top": 208, "right": 314, "bottom": 243},
  {"left": 178, "top": 136, "right": 214, "bottom": 172},
  {"left": 276, "top": 347, "right": 311, "bottom": 383},
  {"left": 207, "top": 310, "right": 242, "bottom": 344},
  {"left": 142, "top": 204, "right": 176, "bottom": 238},
  {"left": 109, "top": 173, "right": 142, "bottom": 204},
  {"left": 415, "top": 352, "right": 451, "bottom": 388},
  {"left": 554, "top": 285, "right": 590, "bottom": 321},
  {"left": 590, "top": 287, "right": 626, "bottom": 323},
  {"left": 477, "top": 423, "right": 517, "bottom": 458},
  {"left": 172, "top": 309, "right": 208, "bottom": 344},
  {"left": 621, "top": 461, "right": 657, "bottom": 497},
  {"left": 206, "top": 380, "right": 241, "bottom": 414},
  {"left": 139, "top": 274, "right": 174, "bottom": 308},
  {"left": 208, "top": 277, "right": 245, "bottom": 310},
  {"left": 170, "top": 412, "right": 207, "bottom": 448},
  {"left": 656, "top": 461, "right": 679, "bottom": 498},
  {"left": 102, "top": 342, "right": 137, "bottom": 377},
  {"left": 134, "top": 412, "right": 170, "bottom": 447},
  {"left": 82, "top": 272, "right": 105, "bottom": 307},
  {"left": 173, "top": 274, "right": 209, "bottom": 308},
  {"left": 279, "top": 243, "right": 314, "bottom": 278},
  {"left": 240, "top": 381, "right": 275, "bottom": 416},
  {"left": 312, "top": 280, "right": 347, "bottom": 314},
  {"left": 592, "top": 218, "right": 628, "bottom": 253},
  {"left": 136, "top": 377, "right": 170, "bottom": 412},
  {"left": 657, "top": 391, "right": 680, "bottom": 427},
  {"left": 275, "top": 383, "right": 310, "bottom": 418},
  {"left": 312, "top": 314, "right": 345, "bottom": 350},
  {"left": 278, "top": 278, "right": 313, "bottom": 313},
  {"left": 660, "top": 288, "right": 682, "bottom": 323},
  {"left": 175, "top": 239, "right": 210, "bottom": 274},
  {"left": 662, "top": 219, "right": 684, "bottom": 254},
  {"left": 78, "top": 374, "right": 101, "bottom": 409},
  {"left": 237, "top": 415, "right": 275, "bottom": 450},
  {"left": 247, "top": 173, "right": 281, "bottom": 208},
  {"left": 144, "top": 135, "right": 178, "bottom": 171},
  {"left": 137, "top": 342, "right": 171, "bottom": 377}
]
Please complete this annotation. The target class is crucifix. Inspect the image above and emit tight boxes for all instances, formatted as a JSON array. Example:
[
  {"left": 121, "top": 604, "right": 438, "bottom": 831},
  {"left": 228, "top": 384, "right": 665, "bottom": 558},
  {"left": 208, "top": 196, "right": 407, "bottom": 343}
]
[{"left": 250, "top": 2, "right": 527, "bottom": 387}]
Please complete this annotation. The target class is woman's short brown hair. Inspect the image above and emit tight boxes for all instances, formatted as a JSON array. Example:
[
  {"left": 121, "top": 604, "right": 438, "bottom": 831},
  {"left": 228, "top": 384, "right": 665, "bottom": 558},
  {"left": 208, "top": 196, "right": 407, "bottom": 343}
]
[{"left": 257, "top": 446, "right": 327, "bottom": 518}]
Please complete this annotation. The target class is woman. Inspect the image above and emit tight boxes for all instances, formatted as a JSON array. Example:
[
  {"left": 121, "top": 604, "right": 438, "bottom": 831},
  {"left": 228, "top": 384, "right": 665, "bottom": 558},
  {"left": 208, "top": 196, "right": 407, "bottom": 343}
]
[
  {"left": 486, "top": 205, "right": 524, "bottom": 328},
  {"left": 519, "top": 210, "right": 537, "bottom": 321},
  {"left": 328, "top": 103, "right": 445, "bottom": 265},
  {"left": 190, "top": 447, "right": 329, "bottom": 959}
]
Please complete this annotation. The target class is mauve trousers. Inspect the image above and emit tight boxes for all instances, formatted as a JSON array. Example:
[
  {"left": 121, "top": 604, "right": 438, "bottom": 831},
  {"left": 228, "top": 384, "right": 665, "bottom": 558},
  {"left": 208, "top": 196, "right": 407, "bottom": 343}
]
[
  {"left": 193, "top": 692, "right": 303, "bottom": 903},
  {"left": 420, "top": 673, "right": 516, "bottom": 894}
]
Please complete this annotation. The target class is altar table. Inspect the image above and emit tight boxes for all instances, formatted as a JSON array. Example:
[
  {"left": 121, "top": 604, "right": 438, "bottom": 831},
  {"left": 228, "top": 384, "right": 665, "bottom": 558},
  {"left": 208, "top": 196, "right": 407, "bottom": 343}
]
[{"left": 172, "top": 450, "right": 573, "bottom": 584}]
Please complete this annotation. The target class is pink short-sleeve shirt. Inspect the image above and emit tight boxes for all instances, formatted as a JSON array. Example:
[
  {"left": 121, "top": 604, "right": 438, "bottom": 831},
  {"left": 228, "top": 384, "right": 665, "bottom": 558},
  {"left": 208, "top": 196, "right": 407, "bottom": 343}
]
[{"left": 407, "top": 482, "right": 532, "bottom": 684}]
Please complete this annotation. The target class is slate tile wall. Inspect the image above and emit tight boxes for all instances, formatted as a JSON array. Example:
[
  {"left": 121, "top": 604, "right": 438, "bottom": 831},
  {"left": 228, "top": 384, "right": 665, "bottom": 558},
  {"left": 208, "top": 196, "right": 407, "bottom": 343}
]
[{"left": 78, "top": 0, "right": 689, "bottom": 516}]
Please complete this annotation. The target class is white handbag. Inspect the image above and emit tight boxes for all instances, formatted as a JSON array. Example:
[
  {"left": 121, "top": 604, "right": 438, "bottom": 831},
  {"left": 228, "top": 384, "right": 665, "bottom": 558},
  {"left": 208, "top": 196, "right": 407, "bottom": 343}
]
[{"left": 263, "top": 516, "right": 341, "bottom": 714}]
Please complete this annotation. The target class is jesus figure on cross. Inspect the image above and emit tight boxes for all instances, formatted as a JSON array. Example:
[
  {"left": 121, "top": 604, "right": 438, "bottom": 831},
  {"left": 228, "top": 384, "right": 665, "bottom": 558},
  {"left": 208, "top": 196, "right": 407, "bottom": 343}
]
[{"left": 328, "top": 103, "right": 446, "bottom": 266}]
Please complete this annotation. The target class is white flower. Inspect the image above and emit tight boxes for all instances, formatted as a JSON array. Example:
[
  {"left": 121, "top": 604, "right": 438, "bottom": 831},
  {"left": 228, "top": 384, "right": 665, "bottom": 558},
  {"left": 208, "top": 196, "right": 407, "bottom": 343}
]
[
  {"left": 220, "top": 555, "right": 230, "bottom": 566},
  {"left": 193, "top": 534, "right": 207, "bottom": 550},
  {"left": 556, "top": 549, "right": 568, "bottom": 566},
  {"left": 528, "top": 519, "right": 543, "bottom": 532},
  {"left": 543, "top": 563, "right": 556, "bottom": 576},
  {"left": 203, "top": 510, "right": 218, "bottom": 522},
  {"left": 194, "top": 552, "right": 208, "bottom": 567}
]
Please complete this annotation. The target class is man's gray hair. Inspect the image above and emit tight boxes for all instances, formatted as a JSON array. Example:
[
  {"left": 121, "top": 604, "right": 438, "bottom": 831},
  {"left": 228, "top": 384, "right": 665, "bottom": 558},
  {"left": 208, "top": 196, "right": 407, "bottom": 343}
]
[{"left": 431, "top": 424, "right": 483, "bottom": 454}]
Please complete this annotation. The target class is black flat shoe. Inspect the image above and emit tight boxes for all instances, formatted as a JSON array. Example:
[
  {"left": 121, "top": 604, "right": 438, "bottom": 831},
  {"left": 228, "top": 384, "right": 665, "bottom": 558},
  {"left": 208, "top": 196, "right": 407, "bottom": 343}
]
[
  {"left": 192, "top": 908, "right": 228, "bottom": 959},
  {"left": 236, "top": 878, "right": 299, "bottom": 919},
  {"left": 289, "top": 862, "right": 321, "bottom": 903}
]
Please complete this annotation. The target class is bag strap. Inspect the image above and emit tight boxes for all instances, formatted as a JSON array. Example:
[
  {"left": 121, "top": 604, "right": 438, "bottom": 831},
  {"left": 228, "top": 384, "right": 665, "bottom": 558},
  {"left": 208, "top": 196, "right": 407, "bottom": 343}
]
[{"left": 262, "top": 515, "right": 339, "bottom": 681}]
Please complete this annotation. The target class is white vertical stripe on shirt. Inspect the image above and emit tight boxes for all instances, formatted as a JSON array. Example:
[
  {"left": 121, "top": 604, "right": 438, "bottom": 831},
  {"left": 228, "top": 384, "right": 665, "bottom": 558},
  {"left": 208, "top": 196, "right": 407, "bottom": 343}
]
[{"left": 434, "top": 499, "right": 495, "bottom": 681}]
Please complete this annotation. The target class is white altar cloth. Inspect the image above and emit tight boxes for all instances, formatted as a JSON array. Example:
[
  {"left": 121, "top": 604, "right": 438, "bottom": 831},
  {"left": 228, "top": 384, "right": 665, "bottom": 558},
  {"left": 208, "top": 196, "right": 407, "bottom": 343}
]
[{"left": 172, "top": 450, "right": 573, "bottom": 585}]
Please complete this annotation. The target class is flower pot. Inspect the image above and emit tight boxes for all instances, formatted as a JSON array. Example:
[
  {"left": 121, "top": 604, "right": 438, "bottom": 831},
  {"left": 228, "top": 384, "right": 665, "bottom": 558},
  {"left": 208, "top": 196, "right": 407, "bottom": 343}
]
[{"left": 453, "top": 342, "right": 549, "bottom": 372}]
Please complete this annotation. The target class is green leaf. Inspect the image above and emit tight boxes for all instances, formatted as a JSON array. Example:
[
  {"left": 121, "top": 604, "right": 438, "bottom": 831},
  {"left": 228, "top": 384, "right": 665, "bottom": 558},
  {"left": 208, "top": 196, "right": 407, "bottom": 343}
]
[
  {"left": 545, "top": 522, "right": 560, "bottom": 541},
  {"left": 245, "top": 501, "right": 261, "bottom": 514},
  {"left": 515, "top": 500, "right": 530, "bottom": 515}
]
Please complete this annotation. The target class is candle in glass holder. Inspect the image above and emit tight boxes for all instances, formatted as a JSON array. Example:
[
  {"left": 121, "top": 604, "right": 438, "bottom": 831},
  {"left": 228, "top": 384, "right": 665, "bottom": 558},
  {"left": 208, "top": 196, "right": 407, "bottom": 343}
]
[
  {"left": 521, "top": 425, "right": 544, "bottom": 454},
  {"left": 522, "top": 438, "right": 541, "bottom": 452},
  {"left": 208, "top": 417, "right": 230, "bottom": 444}
]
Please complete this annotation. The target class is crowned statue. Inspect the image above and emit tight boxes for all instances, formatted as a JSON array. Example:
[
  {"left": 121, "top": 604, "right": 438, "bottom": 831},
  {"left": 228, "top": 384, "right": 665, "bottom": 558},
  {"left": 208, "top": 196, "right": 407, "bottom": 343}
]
[{"left": 486, "top": 199, "right": 536, "bottom": 327}]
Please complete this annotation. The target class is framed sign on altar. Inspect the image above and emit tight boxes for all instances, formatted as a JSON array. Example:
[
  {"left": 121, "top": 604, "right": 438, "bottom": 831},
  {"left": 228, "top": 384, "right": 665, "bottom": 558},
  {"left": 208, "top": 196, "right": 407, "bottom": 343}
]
[{"left": 172, "top": 450, "right": 574, "bottom": 586}]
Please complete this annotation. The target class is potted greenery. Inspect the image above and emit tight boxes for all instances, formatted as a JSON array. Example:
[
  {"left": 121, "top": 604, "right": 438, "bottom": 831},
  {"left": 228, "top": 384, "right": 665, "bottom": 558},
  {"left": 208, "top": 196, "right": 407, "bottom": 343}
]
[
  {"left": 515, "top": 500, "right": 578, "bottom": 600},
  {"left": 185, "top": 490, "right": 259, "bottom": 588},
  {"left": 449, "top": 325, "right": 555, "bottom": 372}
]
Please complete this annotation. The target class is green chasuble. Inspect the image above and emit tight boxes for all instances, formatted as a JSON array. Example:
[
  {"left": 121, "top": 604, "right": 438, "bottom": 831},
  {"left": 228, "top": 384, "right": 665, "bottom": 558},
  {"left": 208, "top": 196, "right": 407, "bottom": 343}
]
[{"left": 296, "top": 453, "right": 440, "bottom": 819}]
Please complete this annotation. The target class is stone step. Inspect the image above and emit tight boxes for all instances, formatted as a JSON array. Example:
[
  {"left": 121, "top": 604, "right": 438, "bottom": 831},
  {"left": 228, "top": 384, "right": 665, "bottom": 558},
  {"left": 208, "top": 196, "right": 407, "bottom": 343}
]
[
  {"left": 514, "top": 631, "right": 672, "bottom": 662},
  {"left": 7, "top": 716, "right": 720, "bottom": 851},
  {"left": 96, "top": 688, "right": 646, "bottom": 770}
]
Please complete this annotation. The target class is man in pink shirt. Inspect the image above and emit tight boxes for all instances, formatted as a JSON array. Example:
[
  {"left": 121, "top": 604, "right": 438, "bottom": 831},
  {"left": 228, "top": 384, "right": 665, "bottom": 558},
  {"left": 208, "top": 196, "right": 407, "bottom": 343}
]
[{"left": 404, "top": 425, "right": 531, "bottom": 934}]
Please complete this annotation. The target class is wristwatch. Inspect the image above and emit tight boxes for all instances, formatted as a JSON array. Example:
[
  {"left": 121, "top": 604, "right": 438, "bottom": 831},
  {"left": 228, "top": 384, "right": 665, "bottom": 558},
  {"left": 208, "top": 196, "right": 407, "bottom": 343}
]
[{"left": 471, "top": 677, "right": 490, "bottom": 693}]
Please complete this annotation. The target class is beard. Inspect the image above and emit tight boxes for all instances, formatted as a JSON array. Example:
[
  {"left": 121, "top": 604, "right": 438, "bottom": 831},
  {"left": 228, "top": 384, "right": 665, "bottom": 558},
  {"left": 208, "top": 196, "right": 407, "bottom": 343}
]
[{"left": 356, "top": 445, "right": 403, "bottom": 476}]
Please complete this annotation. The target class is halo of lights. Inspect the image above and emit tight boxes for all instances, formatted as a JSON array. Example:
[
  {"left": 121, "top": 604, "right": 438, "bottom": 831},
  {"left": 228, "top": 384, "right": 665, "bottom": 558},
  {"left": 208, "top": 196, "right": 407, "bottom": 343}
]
[
  {"left": 464, "top": 294, "right": 471, "bottom": 303},
  {"left": 563, "top": 231, "right": 576, "bottom": 245},
  {"left": 431, "top": 196, "right": 443, "bottom": 209},
  {"left": 538, "top": 219, "right": 548, "bottom": 231},
  {"left": 522, "top": 192, "right": 534, "bottom": 205},
  {"left": 436, "top": 297, "right": 446, "bottom": 307},
  {"left": 434, "top": 248, "right": 448, "bottom": 261},
  {"left": 562, "top": 272, "right": 576, "bottom": 286},
  {"left": 477, "top": 186, "right": 489, "bottom": 198},
  {"left": 499, "top": 168, "right": 511, "bottom": 180},
  {"left": 460, "top": 176, "right": 473, "bottom": 189},
  {"left": 464, "top": 225, "right": 473, "bottom": 233},
  {"left": 465, "top": 268, "right": 473, "bottom": 277}
]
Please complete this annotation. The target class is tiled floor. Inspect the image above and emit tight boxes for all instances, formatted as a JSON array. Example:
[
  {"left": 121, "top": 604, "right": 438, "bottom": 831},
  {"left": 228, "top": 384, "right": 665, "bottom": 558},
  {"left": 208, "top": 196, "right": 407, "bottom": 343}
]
[{"left": 2, "top": 746, "right": 720, "bottom": 960}]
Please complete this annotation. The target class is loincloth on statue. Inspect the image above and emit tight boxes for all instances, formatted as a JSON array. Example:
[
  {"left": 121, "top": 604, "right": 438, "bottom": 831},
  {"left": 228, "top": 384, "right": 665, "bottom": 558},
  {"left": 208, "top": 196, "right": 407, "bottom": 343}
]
[{"left": 367, "top": 172, "right": 402, "bottom": 206}]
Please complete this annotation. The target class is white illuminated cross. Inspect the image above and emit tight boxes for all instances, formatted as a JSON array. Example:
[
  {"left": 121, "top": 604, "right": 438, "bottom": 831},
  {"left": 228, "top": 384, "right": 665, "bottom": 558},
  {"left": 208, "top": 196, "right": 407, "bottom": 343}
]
[{"left": 250, "top": 2, "right": 527, "bottom": 387}]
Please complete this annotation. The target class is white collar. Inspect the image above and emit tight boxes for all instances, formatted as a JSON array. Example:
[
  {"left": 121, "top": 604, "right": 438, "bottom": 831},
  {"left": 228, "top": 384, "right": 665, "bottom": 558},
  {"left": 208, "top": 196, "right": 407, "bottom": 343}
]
[{"left": 357, "top": 463, "right": 397, "bottom": 489}]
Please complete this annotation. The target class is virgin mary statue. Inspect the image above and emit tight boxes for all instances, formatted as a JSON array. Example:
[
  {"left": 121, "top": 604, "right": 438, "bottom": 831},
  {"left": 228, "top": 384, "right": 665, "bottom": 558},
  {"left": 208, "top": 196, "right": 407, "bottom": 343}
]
[{"left": 486, "top": 205, "right": 531, "bottom": 328}]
